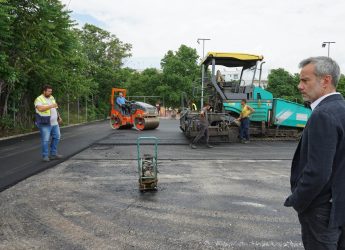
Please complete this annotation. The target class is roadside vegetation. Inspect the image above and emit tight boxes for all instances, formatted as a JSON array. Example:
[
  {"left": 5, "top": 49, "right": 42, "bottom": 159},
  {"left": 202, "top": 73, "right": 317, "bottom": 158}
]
[{"left": 267, "top": 68, "right": 345, "bottom": 104}]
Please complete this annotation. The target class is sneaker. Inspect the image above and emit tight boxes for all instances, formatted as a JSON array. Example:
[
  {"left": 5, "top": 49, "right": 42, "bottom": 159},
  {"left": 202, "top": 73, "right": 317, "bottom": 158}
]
[
  {"left": 206, "top": 144, "right": 214, "bottom": 148},
  {"left": 243, "top": 140, "right": 249, "bottom": 144},
  {"left": 42, "top": 157, "right": 50, "bottom": 162},
  {"left": 190, "top": 144, "right": 197, "bottom": 149},
  {"left": 50, "top": 154, "right": 63, "bottom": 160}
]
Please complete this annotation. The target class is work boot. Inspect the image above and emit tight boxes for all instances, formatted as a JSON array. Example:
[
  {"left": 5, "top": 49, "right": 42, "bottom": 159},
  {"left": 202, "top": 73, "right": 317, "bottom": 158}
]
[
  {"left": 50, "top": 154, "right": 63, "bottom": 160},
  {"left": 42, "top": 157, "right": 50, "bottom": 162},
  {"left": 190, "top": 143, "right": 197, "bottom": 149},
  {"left": 206, "top": 144, "right": 214, "bottom": 148}
]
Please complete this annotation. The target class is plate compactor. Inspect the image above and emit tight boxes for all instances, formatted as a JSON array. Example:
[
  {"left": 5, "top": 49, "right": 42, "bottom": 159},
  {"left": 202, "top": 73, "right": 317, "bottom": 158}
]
[
  {"left": 110, "top": 88, "right": 159, "bottom": 130},
  {"left": 137, "top": 137, "right": 158, "bottom": 191}
]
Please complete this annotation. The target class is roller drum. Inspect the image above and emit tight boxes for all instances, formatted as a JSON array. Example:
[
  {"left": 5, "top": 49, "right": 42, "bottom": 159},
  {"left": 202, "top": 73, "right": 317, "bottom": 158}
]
[{"left": 135, "top": 117, "right": 159, "bottom": 130}]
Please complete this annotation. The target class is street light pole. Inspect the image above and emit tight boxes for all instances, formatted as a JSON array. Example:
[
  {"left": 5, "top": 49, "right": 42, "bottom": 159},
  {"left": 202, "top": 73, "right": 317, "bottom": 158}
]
[
  {"left": 322, "top": 42, "right": 336, "bottom": 57},
  {"left": 197, "top": 38, "right": 210, "bottom": 109}
]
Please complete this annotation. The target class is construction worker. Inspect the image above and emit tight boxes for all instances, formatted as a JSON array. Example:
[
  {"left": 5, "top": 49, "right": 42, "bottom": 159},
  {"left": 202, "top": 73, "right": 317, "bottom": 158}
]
[
  {"left": 216, "top": 70, "right": 225, "bottom": 88},
  {"left": 34, "top": 85, "right": 63, "bottom": 162},
  {"left": 155, "top": 102, "right": 161, "bottom": 115},
  {"left": 191, "top": 101, "right": 197, "bottom": 111},
  {"left": 236, "top": 99, "right": 255, "bottom": 143},
  {"left": 190, "top": 103, "right": 213, "bottom": 149},
  {"left": 116, "top": 92, "right": 129, "bottom": 114},
  {"left": 187, "top": 100, "right": 197, "bottom": 111}
]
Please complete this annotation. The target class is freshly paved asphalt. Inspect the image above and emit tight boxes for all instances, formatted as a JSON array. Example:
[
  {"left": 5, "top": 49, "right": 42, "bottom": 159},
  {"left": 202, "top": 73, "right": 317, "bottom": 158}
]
[
  {"left": 0, "top": 119, "right": 303, "bottom": 249},
  {"left": 0, "top": 120, "right": 113, "bottom": 191},
  {"left": 0, "top": 119, "right": 296, "bottom": 191}
]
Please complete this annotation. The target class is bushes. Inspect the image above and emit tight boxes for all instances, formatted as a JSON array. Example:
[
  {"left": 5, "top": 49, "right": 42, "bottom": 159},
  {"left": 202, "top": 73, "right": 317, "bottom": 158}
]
[{"left": 0, "top": 115, "right": 13, "bottom": 131}]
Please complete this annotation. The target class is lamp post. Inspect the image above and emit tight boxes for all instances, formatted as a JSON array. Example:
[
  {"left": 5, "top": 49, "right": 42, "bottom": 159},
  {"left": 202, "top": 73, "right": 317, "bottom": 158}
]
[
  {"left": 197, "top": 38, "right": 210, "bottom": 108},
  {"left": 322, "top": 42, "right": 335, "bottom": 57}
]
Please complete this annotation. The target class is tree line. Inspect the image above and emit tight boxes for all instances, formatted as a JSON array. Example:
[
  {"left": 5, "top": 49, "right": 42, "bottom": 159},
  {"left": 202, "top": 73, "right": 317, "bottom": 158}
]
[
  {"left": 0, "top": 0, "right": 131, "bottom": 132},
  {"left": 0, "top": 0, "right": 200, "bottom": 135},
  {"left": 1, "top": 0, "right": 344, "bottom": 136},
  {"left": 266, "top": 68, "right": 345, "bottom": 104}
]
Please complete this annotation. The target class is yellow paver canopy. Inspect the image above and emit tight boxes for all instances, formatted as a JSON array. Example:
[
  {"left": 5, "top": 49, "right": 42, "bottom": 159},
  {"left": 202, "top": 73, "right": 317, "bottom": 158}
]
[{"left": 201, "top": 52, "right": 264, "bottom": 69}]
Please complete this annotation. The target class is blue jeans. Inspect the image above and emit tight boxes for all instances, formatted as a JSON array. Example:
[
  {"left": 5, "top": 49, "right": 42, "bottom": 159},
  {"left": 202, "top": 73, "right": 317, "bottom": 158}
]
[
  {"left": 298, "top": 203, "right": 345, "bottom": 250},
  {"left": 240, "top": 117, "right": 250, "bottom": 140},
  {"left": 38, "top": 125, "right": 61, "bottom": 158}
]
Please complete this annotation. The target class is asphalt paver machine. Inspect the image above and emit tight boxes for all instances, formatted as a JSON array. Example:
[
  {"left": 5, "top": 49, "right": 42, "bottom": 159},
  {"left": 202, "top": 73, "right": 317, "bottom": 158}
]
[
  {"left": 137, "top": 137, "right": 158, "bottom": 191},
  {"left": 180, "top": 52, "right": 312, "bottom": 140}
]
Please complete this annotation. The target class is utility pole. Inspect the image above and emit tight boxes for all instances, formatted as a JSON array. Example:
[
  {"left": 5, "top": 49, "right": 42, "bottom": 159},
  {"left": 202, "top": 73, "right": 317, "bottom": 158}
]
[
  {"left": 197, "top": 38, "right": 210, "bottom": 108},
  {"left": 322, "top": 42, "right": 336, "bottom": 57}
]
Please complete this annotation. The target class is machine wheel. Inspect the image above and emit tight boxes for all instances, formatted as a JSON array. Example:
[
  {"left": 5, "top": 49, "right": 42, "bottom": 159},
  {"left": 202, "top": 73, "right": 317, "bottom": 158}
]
[
  {"left": 110, "top": 114, "right": 121, "bottom": 129},
  {"left": 134, "top": 117, "right": 145, "bottom": 130}
]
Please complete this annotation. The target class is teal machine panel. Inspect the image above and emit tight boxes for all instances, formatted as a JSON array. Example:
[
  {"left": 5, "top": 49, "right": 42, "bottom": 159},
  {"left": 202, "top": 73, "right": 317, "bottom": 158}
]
[
  {"left": 253, "top": 87, "right": 273, "bottom": 100},
  {"left": 223, "top": 100, "right": 273, "bottom": 122},
  {"left": 222, "top": 87, "right": 311, "bottom": 128},
  {"left": 272, "top": 99, "right": 311, "bottom": 128},
  {"left": 223, "top": 98, "right": 311, "bottom": 128}
]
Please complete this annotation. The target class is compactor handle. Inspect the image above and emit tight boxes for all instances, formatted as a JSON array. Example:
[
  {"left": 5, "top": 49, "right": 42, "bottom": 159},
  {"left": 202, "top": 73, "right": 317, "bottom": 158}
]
[{"left": 136, "top": 137, "right": 158, "bottom": 165}]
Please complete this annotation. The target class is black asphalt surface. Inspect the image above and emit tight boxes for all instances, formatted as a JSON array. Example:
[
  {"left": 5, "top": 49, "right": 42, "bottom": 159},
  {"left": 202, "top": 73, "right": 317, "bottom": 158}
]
[
  {"left": 0, "top": 120, "right": 113, "bottom": 191},
  {"left": 0, "top": 119, "right": 303, "bottom": 249},
  {"left": 0, "top": 119, "right": 295, "bottom": 192}
]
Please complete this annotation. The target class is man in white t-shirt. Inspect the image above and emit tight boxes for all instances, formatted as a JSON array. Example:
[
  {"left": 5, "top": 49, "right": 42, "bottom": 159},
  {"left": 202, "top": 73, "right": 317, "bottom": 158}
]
[{"left": 34, "top": 85, "right": 63, "bottom": 162}]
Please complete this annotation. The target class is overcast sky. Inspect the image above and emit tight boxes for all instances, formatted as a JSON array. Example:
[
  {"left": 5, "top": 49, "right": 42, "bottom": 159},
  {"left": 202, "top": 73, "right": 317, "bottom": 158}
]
[{"left": 61, "top": 0, "right": 345, "bottom": 76}]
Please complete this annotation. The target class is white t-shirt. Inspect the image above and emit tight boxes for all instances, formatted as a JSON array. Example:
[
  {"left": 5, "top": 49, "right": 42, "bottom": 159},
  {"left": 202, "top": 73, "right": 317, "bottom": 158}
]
[{"left": 36, "top": 97, "right": 58, "bottom": 125}]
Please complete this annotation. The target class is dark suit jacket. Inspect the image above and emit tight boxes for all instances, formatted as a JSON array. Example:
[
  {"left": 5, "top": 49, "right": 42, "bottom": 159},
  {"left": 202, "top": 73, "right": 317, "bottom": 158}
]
[{"left": 285, "top": 94, "right": 345, "bottom": 227}]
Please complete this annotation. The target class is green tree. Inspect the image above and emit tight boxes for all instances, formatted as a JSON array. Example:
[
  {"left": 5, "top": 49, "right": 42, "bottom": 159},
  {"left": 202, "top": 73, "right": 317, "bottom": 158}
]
[
  {"left": 337, "top": 74, "right": 345, "bottom": 97},
  {"left": 160, "top": 45, "right": 200, "bottom": 106},
  {"left": 0, "top": 0, "right": 202, "bottom": 134},
  {"left": 0, "top": 0, "right": 77, "bottom": 129},
  {"left": 78, "top": 24, "right": 132, "bottom": 113},
  {"left": 0, "top": 1, "right": 134, "bottom": 134},
  {"left": 266, "top": 68, "right": 302, "bottom": 103},
  {"left": 123, "top": 45, "right": 200, "bottom": 108},
  {"left": 0, "top": 0, "right": 15, "bottom": 114}
]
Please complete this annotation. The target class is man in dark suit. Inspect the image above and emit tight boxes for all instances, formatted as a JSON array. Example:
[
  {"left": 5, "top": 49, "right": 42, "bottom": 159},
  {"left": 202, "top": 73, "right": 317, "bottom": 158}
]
[{"left": 284, "top": 56, "right": 345, "bottom": 250}]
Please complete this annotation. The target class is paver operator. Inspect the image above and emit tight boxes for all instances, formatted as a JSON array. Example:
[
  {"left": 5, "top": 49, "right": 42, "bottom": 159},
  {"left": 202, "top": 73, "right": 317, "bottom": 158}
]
[{"left": 190, "top": 103, "right": 213, "bottom": 149}]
